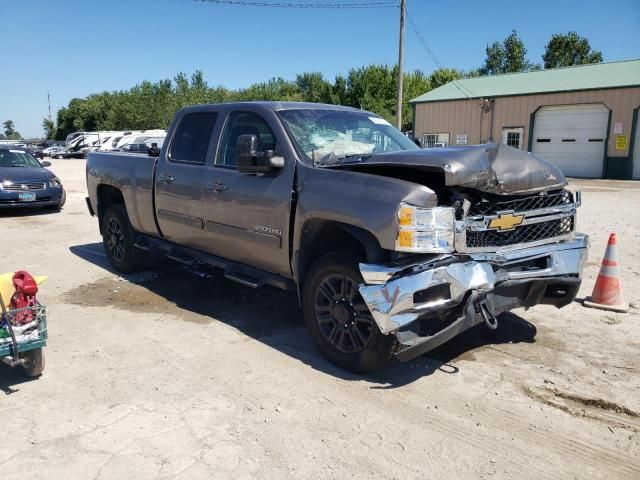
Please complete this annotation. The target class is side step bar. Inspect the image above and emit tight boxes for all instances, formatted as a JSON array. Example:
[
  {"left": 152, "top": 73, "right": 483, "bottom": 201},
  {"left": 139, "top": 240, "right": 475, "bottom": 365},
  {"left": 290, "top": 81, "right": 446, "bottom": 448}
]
[
  {"left": 224, "top": 272, "right": 260, "bottom": 288},
  {"left": 167, "top": 252, "right": 197, "bottom": 266},
  {"left": 134, "top": 234, "right": 293, "bottom": 291}
]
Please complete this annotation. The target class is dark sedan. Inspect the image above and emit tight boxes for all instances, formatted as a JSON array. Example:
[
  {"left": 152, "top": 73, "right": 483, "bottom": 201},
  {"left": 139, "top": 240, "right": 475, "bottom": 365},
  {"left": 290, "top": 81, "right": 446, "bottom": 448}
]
[
  {"left": 118, "top": 143, "right": 151, "bottom": 154},
  {"left": 0, "top": 146, "right": 66, "bottom": 210}
]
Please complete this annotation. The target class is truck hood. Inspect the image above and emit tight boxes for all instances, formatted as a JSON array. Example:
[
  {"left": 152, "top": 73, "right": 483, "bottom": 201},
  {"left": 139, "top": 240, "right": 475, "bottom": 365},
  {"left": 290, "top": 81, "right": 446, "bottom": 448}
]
[{"left": 326, "top": 143, "right": 566, "bottom": 195}]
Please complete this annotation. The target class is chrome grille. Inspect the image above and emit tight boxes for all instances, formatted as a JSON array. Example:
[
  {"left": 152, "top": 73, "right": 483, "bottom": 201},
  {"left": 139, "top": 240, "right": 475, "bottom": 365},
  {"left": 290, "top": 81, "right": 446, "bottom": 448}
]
[
  {"left": 466, "top": 217, "right": 574, "bottom": 249},
  {"left": 468, "top": 189, "right": 573, "bottom": 217},
  {"left": 459, "top": 188, "right": 578, "bottom": 252},
  {"left": 2, "top": 182, "right": 46, "bottom": 191}
]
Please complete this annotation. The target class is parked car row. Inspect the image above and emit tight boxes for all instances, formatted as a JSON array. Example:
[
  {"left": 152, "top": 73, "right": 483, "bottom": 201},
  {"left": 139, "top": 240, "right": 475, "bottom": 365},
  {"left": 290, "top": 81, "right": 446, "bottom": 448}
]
[{"left": 55, "top": 129, "right": 167, "bottom": 158}]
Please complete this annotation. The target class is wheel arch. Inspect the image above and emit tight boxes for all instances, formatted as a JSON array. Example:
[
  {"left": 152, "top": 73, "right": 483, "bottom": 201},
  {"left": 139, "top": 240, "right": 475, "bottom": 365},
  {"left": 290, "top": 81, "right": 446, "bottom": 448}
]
[
  {"left": 96, "top": 184, "right": 125, "bottom": 234},
  {"left": 295, "top": 219, "right": 389, "bottom": 299}
]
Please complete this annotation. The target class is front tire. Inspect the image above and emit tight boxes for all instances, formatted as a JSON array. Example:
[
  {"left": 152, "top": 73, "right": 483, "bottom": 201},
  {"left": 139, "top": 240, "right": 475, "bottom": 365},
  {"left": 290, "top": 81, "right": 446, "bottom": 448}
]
[
  {"left": 303, "top": 252, "right": 397, "bottom": 373},
  {"left": 101, "top": 205, "right": 146, "bottom": 273}
]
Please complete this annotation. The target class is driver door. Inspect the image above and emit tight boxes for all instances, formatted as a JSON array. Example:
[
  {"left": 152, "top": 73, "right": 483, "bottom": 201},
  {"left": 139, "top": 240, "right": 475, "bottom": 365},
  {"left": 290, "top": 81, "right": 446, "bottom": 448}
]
[{"left": 202, "top": 110, "right": 295, "bottom": 276}]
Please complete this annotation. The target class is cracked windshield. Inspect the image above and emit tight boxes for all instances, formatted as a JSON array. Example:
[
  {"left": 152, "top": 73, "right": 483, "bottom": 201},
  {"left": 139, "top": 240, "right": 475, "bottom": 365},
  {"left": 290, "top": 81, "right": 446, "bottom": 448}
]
[{"left": 279, "top": 109, "right": 419, "bottom": 166}]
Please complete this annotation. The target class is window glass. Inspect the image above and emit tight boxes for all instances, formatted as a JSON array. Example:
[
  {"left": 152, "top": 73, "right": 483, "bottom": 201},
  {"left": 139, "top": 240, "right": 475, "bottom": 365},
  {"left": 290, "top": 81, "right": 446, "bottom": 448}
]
[
  {"left": 216, "top": 112, "right": 276, "bottom": 167},
  {"left": 422, "top": 133, "right": 449, "bottom": 148},
  {"left": 170, "top": 112, "right": 217, "bottom": 164},
  {"left": 506, "top": 132, "right": 521, "bottom": 147},
  {"left": 0, "top": 149, "right": 40, "bottom": 167}
]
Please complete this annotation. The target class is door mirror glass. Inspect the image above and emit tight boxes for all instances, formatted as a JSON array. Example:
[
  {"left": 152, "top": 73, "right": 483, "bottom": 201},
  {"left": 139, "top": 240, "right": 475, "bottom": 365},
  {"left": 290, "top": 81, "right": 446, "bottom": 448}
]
[
  {"left": 236, "top": 134, "right": 284, "bottom": 174},
  {"left": 41, "top": 160, "right": 52, "bottom": 167}
]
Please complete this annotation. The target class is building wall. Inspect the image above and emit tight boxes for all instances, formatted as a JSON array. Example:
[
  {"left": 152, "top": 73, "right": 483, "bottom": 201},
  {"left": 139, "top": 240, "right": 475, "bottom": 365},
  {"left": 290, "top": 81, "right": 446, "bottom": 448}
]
[{"left": 413, "top": 87, "right": 640, "bottom": 177}]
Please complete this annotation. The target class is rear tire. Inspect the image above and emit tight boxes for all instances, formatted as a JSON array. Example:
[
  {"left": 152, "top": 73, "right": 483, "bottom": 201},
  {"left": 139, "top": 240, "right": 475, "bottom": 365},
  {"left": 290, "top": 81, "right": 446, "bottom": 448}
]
[
  {"left": 101, "top": 205, "right": 146, "bottom": 273},
  {"left": 20, "top": 348, "right": 44, "bottom": 377},
  {"left": 302, "top": 252, "right": 397, "bottom": 373}
]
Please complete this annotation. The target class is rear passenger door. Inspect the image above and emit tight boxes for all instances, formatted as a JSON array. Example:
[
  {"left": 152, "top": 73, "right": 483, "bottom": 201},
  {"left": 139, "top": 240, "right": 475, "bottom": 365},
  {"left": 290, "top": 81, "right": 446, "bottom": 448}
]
[{"left": 155, "top": 111, "right": 218, "bottom": 251}]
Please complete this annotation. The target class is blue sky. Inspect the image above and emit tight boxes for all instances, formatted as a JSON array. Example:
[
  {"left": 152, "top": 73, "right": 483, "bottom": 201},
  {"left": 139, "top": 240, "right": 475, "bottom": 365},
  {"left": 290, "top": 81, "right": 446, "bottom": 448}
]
[{"left": 1, "top": 0, "right": 639, "bottom": 138}]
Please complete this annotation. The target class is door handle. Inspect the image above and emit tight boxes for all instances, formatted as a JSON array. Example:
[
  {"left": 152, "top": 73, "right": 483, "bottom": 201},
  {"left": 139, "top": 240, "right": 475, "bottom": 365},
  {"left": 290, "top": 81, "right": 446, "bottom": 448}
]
[
  {"left": 159, "top": 174, "right": 174, "bottom": 184},
  {"left": 207, "top": 181, "right": 227, "bottom": 192}
]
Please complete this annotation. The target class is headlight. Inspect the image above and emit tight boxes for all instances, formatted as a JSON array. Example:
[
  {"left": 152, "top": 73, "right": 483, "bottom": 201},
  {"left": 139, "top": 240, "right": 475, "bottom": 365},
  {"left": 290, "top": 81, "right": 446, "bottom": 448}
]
[
  {"left": 395, "top": 203, "right": 455, "bottom": 253},
  {"left": 49, "top": 178, "right": 62, "bottom": 188},
  {"left": 0, "top": 180, "right": 12, "bottom": 190}
]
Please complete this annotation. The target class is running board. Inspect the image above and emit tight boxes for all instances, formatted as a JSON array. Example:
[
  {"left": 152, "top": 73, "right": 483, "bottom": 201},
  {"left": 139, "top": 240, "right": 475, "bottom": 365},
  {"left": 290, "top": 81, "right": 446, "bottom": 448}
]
[
  {"left": 133, "top": 233, "right": 294, "bottom": 291},
  {"left": 224, "top": 272, "right": 260, "bottom": 288},
  {"left": 167, "top": 252, "right": 197, "bottom": 266}
]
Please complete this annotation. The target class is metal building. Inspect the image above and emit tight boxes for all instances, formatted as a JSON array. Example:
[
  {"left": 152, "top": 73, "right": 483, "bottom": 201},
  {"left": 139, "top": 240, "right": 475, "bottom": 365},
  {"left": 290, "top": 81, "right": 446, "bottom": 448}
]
[{"left": 410, "top": 60, "right": 640, "bottom": 179}]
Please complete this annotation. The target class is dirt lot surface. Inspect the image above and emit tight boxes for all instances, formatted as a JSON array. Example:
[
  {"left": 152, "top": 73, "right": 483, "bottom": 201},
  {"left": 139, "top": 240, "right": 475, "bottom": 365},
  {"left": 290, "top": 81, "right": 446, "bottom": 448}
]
[{"left": 1, "top": 160, "right": 639, "bottom": 480}]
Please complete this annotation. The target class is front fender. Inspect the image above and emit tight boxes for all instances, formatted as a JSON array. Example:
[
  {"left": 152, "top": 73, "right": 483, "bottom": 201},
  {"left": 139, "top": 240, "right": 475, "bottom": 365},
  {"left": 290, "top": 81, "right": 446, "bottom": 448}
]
[{"left": 293, "top": 163, "right": 437, "bottom": 253}]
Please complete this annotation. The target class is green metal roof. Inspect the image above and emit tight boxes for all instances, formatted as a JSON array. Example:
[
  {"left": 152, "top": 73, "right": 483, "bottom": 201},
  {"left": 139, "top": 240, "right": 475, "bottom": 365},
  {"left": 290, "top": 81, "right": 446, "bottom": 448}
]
[{"left": 410, "top": 60, "right": 640, "bottom": 103}]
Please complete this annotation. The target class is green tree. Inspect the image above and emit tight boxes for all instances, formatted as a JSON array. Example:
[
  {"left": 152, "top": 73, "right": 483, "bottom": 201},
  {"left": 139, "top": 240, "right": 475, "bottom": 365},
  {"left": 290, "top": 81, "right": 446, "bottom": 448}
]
[
  {"left": 481, "top": 29, "right": 532, "bottom": 75},
  {"left": 2, "top": 120, "right": 21, "bottom": 140},
  {"left": 295, "top": 72, "right": 334, "bottom": 104},
  {"left": 402, "top": 70, "right": 431, "bottom": 130},
  {"left": 42, "top": 118, "right": 56, "bottom": 139},
  {"left": 49, "top": 65, "right": 450, "bottom": 137},
  {"left": 346, "top": 64, "right": 397, "bottom": 122},
  {"left": 3, "top": 120, "right": 15, "bottom": 137},
  {"left": 429, "top": 67, "right": 464, "bottom": 89},
  {"left": 542, "top": 32, "right": 603, "bottom": 69}
]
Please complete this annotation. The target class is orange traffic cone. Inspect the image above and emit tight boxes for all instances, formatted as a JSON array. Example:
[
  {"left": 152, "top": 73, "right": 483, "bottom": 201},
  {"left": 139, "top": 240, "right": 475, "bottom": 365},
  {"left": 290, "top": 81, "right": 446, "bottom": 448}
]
[{"left": 583, "top": 233, "right": 628, "bottom": 313}]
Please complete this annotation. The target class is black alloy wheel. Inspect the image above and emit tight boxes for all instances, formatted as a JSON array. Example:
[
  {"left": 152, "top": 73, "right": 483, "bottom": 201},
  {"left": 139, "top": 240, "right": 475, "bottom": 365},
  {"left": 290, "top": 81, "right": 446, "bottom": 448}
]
[
  {"left": 314, "top": 274, "right": 375, "bottom": 354},
  {"left": 105, "top": 216, "right": 125, "bottom": 263}
]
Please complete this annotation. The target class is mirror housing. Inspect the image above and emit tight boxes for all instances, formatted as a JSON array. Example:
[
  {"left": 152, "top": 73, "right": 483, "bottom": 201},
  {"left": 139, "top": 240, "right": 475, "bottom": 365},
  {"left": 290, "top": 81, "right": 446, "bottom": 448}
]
[
  {"left": 41, "top": 160, "right": 52, "bottom": 167},
  {"left": 148, "top": 143, "right": 160, "bottom": 157},
  {"left": 236, "top": 134, "right": 284, "bottom": 174}
]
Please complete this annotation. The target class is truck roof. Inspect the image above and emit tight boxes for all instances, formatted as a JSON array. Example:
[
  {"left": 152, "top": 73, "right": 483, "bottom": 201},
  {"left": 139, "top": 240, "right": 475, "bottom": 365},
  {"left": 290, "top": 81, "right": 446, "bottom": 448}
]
[{"left": 180, "top": 101, "right": 369, "bottom": 114}]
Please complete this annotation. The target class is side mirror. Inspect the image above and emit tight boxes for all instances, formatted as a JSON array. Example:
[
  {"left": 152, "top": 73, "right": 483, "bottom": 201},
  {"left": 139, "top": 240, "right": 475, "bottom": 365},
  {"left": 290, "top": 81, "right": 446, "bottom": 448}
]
[
  {"left": 148, "top": 143, "right": 160, "bottom": 157},
  {"left": 41, "top": 160, "right": 52, "bottom": 167},
  {"left": 236, "top": 134, "right": 284, "bottom": 174}
]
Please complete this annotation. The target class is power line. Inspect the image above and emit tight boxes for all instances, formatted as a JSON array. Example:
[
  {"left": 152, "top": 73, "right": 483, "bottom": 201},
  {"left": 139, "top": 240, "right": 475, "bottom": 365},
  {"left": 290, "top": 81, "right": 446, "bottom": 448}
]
[
  {"left": 405, "top": 8, "right": 476, "bottom": 99},
  {"left": 196, "top": 0, "right": 398, "bottom": 8}
]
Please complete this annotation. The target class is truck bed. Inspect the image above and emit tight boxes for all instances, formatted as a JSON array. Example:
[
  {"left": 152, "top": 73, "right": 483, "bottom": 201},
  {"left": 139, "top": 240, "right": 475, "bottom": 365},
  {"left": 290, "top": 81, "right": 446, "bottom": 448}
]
[{"left": 86, "top": 152, "right": 160, "bottom": 236}]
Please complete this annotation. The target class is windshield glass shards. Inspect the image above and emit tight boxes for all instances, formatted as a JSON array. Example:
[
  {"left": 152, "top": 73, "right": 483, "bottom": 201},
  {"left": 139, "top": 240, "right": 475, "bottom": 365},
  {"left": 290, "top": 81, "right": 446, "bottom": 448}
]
[{"left": 279, "top": 109, "right": 419, "bottom": 167}]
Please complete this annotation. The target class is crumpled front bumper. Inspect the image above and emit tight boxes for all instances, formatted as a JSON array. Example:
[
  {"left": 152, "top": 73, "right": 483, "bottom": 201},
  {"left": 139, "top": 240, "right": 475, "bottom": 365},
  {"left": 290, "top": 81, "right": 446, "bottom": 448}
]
[{"left": 358, "top": 234, "right": 588, "bottom": 361}]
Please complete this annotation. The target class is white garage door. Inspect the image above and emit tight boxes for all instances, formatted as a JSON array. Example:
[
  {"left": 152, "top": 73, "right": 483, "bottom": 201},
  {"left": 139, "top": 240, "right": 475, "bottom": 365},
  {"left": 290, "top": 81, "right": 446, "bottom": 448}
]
[{"left": 532, "top": 104, "right": 609, "bottom": 178}]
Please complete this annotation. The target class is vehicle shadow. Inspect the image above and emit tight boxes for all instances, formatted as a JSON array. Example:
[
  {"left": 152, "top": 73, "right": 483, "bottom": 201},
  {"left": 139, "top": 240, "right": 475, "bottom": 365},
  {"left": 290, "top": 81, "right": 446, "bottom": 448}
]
[
  {"left": 69, "top": 242, "right": 538, "bottom": 388},
  {"left": 0, "top": 207, "right": 58, "bottom": 218}
]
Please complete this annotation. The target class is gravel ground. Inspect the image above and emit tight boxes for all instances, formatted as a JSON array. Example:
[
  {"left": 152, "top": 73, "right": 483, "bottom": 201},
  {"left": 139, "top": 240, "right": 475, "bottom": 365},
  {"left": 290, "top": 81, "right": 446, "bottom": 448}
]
[{"left": 1, "top": 159, "right": 638, "bottom": 480}]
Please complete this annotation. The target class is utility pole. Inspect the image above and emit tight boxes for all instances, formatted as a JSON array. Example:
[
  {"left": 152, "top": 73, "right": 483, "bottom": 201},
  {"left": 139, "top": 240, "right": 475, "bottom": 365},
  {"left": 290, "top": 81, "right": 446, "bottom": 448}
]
[
  {"left": 395, "top": 0, "right": 406, "bottom": 130},
  {"left": 47, "top": 90, "right": 52, "bottom": 121}
]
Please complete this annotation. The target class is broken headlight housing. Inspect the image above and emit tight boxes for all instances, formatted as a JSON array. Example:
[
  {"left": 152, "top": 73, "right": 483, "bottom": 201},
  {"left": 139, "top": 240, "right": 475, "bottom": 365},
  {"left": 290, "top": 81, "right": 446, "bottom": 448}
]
[{"left": 395, "top": 203, "right": 455, "bottom": 253}]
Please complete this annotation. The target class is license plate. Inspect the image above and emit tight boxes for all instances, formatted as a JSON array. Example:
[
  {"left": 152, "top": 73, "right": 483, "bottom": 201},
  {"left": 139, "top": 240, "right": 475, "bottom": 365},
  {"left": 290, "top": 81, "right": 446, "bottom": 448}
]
[{"left": 18, "top": 192, "right": 37, "bottom": 202}]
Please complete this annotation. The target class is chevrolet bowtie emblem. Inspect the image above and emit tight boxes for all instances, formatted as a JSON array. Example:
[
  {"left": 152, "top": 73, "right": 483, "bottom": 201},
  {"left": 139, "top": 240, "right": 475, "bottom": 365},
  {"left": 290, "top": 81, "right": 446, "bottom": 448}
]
[{"left": 488, "top": 212, "right": 525, "bottom": 231}]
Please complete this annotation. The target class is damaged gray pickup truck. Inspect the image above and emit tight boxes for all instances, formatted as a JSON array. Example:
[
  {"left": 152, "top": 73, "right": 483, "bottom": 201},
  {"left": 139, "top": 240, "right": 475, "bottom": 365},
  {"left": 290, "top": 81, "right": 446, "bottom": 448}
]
[{"left": 86, "top": 102, "right": 587, "bottom": 372}]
